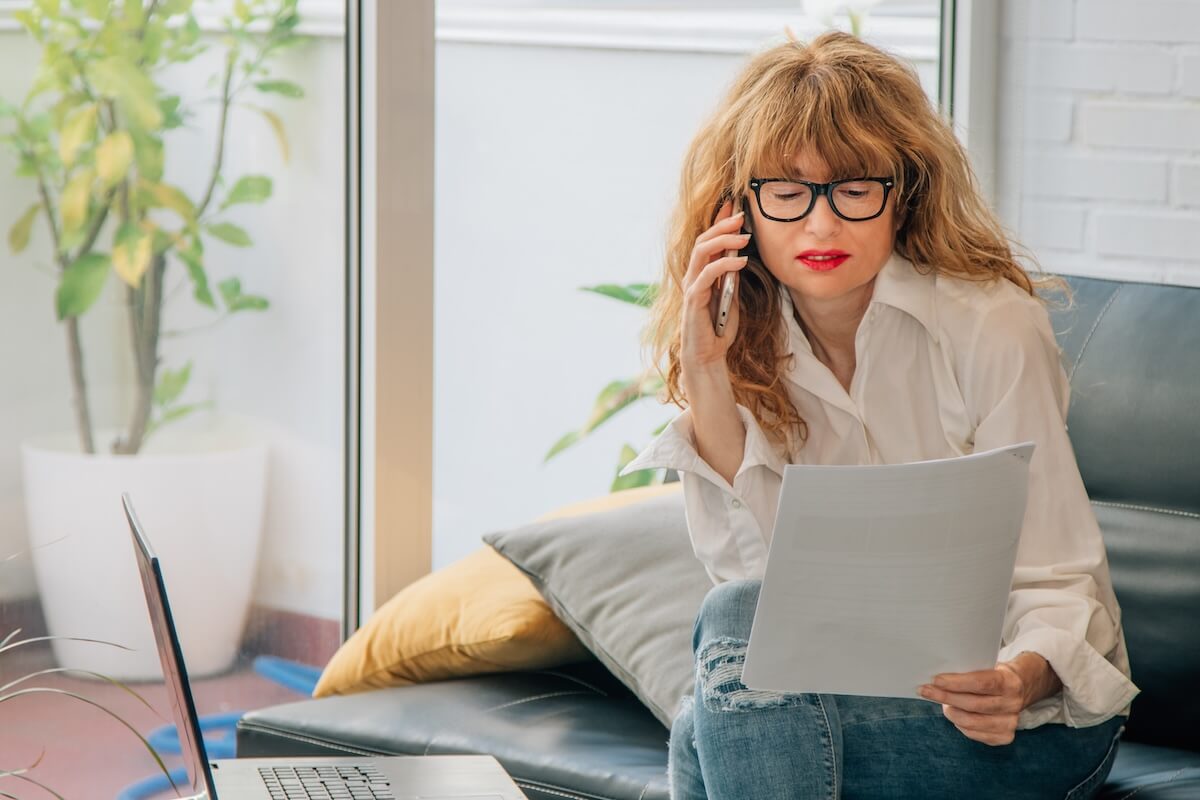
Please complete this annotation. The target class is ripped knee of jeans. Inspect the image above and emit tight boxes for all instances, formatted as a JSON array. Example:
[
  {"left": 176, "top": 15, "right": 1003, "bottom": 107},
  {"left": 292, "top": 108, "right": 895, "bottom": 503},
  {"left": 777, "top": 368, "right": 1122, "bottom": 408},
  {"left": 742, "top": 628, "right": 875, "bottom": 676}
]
[{"left": 697, "top": 637, "right": 806, "bottom": 712}]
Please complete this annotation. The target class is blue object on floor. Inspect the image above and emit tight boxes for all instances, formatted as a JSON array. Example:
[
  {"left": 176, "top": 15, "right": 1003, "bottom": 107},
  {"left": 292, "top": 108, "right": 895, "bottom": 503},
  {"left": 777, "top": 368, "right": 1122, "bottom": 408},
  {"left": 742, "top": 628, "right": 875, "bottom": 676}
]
[
  {"left": 115, "top": 766, "right": 190, "bottom": 800},
  {"left": 252, "top": 654, "right": 322, "bottom": 696},
  {"left": 146, "top": 710, "right": 243, "bottom": 759},
  {"left": 115, "top": 656, "right": 321, "bottom": 799}
]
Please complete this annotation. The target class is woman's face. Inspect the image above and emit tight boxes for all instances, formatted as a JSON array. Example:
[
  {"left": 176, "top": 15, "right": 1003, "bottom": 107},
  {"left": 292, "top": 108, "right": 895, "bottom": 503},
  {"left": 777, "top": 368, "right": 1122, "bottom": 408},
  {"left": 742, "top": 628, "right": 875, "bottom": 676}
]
[{"left": 746, "top": 152, "right": 899, "bottom": 308}]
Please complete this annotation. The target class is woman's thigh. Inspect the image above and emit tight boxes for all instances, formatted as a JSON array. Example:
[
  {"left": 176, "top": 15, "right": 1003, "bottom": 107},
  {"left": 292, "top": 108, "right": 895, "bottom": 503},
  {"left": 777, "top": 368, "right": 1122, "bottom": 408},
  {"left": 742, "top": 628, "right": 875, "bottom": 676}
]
[{"left": 835, "top": 695, "right": 1126, "bottom": 800}]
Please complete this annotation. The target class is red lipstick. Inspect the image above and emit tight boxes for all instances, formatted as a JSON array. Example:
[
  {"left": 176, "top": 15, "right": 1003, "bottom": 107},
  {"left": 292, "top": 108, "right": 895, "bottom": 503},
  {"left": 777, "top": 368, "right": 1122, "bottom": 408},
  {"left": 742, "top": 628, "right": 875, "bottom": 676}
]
[{"left": 796, "top": 249, "right": 850, "bottom": 272}]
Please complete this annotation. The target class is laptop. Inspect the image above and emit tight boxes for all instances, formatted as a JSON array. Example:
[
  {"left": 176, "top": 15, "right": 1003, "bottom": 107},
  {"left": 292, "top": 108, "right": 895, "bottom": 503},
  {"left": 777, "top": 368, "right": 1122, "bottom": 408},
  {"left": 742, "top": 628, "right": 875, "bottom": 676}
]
[{"left": 123, "top": 492, "right": 527, "bottom": 800}]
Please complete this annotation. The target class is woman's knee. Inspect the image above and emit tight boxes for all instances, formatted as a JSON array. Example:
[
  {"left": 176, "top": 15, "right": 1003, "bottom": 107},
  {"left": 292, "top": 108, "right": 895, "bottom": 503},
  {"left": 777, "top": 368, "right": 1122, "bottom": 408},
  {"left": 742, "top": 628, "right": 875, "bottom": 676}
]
[{"left": 692, "top": 578, "right": 761, "bottom": 651}]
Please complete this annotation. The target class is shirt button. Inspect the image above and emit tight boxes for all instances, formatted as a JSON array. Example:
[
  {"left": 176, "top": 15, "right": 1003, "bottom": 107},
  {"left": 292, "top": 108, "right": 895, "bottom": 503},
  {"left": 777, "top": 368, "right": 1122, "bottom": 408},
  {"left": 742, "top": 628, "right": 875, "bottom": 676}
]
[{"left": 731, "top": 499, "right": 742, "bottom": 509}]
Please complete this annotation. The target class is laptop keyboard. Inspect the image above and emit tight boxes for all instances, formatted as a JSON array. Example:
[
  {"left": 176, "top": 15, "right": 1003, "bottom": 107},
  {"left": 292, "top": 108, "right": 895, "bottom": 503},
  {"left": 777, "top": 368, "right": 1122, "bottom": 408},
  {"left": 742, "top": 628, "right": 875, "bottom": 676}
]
[{"left": 258, "top": 765, "right": 396, "bottom": 800}]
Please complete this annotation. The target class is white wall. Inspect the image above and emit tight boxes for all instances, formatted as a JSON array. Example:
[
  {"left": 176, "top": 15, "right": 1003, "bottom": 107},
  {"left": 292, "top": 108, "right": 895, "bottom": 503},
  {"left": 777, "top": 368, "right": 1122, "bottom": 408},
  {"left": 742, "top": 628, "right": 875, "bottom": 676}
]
[
  {"left": 431, "top": 8, "right": 939, "bottom": 569},
  {"left": 0, "top": 27, "right": 346, "bottom": 618},
  {"left": 996, "top": 0, "right": 1200, "bottom": 287}
]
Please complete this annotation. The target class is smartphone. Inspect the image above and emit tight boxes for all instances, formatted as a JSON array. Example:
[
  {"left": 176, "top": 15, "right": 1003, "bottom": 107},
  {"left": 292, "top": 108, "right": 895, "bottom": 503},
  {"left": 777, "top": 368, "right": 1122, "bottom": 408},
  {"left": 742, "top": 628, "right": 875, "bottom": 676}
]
[{"left": 713, "top": 196, "right": 753, "bottom": 337}]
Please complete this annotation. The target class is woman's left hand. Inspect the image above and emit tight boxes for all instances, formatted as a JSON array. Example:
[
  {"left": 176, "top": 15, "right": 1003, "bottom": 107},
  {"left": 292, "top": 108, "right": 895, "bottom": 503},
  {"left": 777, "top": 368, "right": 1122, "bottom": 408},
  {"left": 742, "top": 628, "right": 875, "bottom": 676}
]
[{"left": 918, "top": 652, "right": 1061, "bottom": 746}]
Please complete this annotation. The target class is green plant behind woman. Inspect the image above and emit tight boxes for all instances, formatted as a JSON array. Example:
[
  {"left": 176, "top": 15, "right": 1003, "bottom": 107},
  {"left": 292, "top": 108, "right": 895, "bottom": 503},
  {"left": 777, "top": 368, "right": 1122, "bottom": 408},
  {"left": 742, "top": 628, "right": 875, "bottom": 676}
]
[
  {"left": 1, "top": 0, "right": 305, "bottom": 455},
  {"left": 544, "top": 281, "right": 671, "bottom": 491}
]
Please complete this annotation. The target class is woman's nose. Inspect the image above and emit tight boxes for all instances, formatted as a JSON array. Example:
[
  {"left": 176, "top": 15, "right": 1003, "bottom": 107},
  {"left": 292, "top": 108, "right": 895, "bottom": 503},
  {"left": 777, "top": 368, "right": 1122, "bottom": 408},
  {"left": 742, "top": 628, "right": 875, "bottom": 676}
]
[{"left": 802, "top": 195, "right": 842, "bottom": 240}]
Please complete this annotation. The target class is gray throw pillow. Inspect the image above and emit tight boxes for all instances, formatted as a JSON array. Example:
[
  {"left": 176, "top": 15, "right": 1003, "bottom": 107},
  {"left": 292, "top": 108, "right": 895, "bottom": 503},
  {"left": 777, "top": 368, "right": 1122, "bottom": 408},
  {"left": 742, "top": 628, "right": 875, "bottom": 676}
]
[{"left": 483, "top": 491, "right": 712, "bottom": 729}]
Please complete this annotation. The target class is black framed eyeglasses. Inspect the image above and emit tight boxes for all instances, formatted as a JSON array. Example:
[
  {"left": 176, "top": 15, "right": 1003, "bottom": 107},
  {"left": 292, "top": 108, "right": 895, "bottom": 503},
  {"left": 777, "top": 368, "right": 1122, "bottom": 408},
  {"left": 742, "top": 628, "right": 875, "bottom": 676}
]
[{"left": 749, "top": 177, "right": 895, "bottom": 222}]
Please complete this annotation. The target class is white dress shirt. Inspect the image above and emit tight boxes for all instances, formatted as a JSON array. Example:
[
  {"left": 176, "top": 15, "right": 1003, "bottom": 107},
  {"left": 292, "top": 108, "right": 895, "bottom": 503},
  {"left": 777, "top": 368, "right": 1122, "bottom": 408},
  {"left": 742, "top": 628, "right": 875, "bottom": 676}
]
[{"left": 621, "top": 252, "right": 1139, "bottom": 729}]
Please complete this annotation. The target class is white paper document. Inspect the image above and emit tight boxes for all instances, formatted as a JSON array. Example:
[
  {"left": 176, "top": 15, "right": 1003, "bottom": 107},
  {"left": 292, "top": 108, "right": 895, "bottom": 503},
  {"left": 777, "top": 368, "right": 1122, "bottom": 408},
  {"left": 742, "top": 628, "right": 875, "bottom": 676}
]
[{"left": 741, "top": 441, "right": 1036, "bottom": 699}]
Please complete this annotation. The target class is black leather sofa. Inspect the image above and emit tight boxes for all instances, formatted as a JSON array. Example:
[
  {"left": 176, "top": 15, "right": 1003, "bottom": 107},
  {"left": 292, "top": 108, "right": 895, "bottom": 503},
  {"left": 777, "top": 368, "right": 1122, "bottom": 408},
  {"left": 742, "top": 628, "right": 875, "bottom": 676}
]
[{"left": 238, "top": 275, "right": 1200, "bottom": 799}]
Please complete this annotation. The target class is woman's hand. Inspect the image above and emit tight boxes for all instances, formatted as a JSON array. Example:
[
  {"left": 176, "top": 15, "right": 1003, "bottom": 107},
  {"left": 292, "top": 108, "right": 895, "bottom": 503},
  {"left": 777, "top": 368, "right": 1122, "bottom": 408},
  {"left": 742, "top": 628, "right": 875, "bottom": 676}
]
[
  {"left": 680, "top": 198, "right": 752, "bottom": 375},
  {"left": 918, "top": 652, "right": 1062, "bottom": 746}
]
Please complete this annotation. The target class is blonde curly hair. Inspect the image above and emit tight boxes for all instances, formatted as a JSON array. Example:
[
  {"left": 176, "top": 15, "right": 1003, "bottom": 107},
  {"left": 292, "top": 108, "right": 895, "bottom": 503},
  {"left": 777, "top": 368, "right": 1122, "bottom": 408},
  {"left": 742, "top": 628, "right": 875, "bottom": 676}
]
[{"left": 644, "top": 31, "right": 1063, "bottom": 460}]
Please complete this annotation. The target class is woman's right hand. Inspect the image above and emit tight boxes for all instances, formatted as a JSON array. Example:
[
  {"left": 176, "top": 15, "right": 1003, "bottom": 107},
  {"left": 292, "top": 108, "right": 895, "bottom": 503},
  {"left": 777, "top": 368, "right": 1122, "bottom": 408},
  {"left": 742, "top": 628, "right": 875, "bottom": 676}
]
[{"left": 680, "top": 198, "right": 752, "bottom": 373}]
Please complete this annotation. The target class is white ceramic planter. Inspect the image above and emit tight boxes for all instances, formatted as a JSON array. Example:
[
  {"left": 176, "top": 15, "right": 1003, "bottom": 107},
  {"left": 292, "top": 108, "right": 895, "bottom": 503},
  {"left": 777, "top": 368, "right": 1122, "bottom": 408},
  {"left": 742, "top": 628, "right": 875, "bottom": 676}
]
[{"left": 21, "top": 425, "right": 268, "bottom": 680}]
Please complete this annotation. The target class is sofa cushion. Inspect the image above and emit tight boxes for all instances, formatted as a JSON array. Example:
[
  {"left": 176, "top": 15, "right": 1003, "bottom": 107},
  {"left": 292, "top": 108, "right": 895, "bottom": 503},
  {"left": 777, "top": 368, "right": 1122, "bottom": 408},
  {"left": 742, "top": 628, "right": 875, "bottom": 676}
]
[
  {"left": 1100, "top": 742, "right": 1200, "bottom": 799},
  {"left": 313, "top": 483, "right": 681, "bottom": 698},
  {"left": 484, "top": 487, "right": 711, "bottom": 729},
  {"left": 239, "top": 661, "right": 671, "bottom": 800},
  {"left": 312, "top": 545, "right": 592, "bottom": 697},
  {"left": 1047, "top": 277, "right": 1200, "bottom": 752}
]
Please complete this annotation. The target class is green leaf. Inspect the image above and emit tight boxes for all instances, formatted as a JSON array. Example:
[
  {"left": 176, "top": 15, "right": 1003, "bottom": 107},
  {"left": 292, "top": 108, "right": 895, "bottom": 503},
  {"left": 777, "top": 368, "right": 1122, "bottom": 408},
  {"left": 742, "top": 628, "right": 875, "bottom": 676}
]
[
  {"left": 176, "top": 242, "right": 214, "bottom": 308},
  {"left": 250, "top": 105, "right": 290, "bottom": 162},
  {"left": 61, "top": 167, "right": 95, "bottom": 235},
  {"left": 57, "top": 104, "right": 96, "bottom": 167},
  {"left": 112, "top": 222, "right": 152, "bottom": 287},
  {"left": 13, "top": 9, "right": 40, "bottom": 36},
  {"left": 583, "top": 377, "right": 641, "bottom": 433},
  {"left": 160, "top": 0, "right": 195, "bottom": 14},
  {"left": 9, "top": 203, "right": 40, "bottom": 254},
  {"left": 142, "top": 180, "right": 196, "bottom": 222},
  {"left": 0, "top": 98, "right": 17, "bottom": 118},
  {"left": 581, "top": 282, "right": 658, "bottom": 308},
  {"left": 220, "top": 175, "right": 272, "bottom": 209},
  {"left": 15, "top": 154, "right": 39, "bottom": 177},
  {"left": 95, "top": 130, "right": 134, "bottom": 186},
  {"left": 131, "top": 131, "right": 164, "bottom": 181},
  {"left": 55, "top": 252, "right": 110, "bottom": 320},
  {"left": 158, "top": 94, "right": 184, "bottom": 129},
  {"left": 218, "top": 276, "right": 268, "bottom": 312},
  {"left": 254, "top": 80, "right": 304, "bottom": 98},
  {"left": 153, "top": 361, "right": 192, "bottom": 406},
  {"left": 87, "top": 57, "right": 164, "bottom": 131},
  {"left": 80, "top": 0, "right": 108, "bottom": 20},
  {"left": 543, "top": 430, "right": 580, "bottom": 462},
  {"left": 123, "top": 0, "right": 145, "bottom": 26},
  {"left": 206, "top": 222, "right": 252, "bottom": 247}
]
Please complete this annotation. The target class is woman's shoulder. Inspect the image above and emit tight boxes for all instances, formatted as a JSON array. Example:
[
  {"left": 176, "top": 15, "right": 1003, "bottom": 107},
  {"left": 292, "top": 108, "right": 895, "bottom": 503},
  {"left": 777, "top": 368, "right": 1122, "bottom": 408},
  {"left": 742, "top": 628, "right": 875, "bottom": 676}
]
[{"left": 932, "top": 267, "right": 1053, "bottom": 349}]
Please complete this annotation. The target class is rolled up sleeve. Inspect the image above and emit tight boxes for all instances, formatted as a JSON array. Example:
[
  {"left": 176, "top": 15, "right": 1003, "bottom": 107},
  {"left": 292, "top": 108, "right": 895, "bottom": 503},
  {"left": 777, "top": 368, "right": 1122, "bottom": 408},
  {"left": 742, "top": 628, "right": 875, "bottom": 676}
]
[
  {"left": 967, "top": 298, "right": 1140, "bottom": 729},
  {"left": 621, "top": 404, "right": 785, "bottom": 584}
]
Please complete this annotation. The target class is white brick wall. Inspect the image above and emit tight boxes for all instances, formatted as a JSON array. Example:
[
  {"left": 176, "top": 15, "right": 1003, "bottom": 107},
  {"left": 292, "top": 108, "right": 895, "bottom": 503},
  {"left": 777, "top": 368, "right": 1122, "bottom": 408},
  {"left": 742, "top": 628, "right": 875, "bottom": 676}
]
[
  {"left": 1076, "top": 0, "right": 1200, "bottom": 43},
  {"left": 1182, "top": 53, "right": 1200, "bottom": 97},
  {"left": 997, "top": 1, "right": 1200, "bottom": 287},
  {"left": 1176, "top": 160, "right": 1200, "bottom": 206}
]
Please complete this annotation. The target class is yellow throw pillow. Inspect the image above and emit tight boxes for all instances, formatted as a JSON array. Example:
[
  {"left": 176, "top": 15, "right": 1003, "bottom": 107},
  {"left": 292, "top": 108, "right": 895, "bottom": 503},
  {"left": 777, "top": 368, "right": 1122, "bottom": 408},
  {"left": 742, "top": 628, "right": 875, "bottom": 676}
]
[{"left": 312, "top": 481, "right": 682, "bottom": 697}]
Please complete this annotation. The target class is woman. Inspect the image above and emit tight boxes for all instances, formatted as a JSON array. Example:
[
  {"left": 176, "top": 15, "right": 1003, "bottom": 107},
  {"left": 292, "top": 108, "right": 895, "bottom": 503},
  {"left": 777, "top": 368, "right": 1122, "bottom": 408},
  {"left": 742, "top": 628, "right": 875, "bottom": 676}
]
[{"left": 621, "top": 31, "right": 1139, "bottom": 800}]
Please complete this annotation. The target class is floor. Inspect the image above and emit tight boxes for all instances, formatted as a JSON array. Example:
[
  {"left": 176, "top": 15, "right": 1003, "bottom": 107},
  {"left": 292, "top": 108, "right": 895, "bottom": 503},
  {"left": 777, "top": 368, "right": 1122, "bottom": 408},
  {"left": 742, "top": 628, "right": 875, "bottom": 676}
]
[{"left": 1, "top": 638, "right": 313, "bottom": 799}]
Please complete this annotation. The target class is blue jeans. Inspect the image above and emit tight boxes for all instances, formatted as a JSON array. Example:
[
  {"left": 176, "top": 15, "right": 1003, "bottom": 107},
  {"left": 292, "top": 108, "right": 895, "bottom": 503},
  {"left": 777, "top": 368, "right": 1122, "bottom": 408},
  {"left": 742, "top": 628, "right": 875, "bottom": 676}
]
[{"left": 669, "top": 579, "right": 1127, "bottom": 800}]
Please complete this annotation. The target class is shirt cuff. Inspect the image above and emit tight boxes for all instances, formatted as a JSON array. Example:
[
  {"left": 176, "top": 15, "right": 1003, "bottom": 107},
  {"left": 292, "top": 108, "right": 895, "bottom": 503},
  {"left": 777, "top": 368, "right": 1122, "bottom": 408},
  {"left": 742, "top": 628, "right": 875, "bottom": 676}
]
[
  {"left": 733, "top": 403, "right": 788, "bottom": 480},
  {"left": 998, "top": 626, "right": 1140, "bottom": 729},
  {"left": 620, "top": 405, "right": 786, "bottom": 481}
]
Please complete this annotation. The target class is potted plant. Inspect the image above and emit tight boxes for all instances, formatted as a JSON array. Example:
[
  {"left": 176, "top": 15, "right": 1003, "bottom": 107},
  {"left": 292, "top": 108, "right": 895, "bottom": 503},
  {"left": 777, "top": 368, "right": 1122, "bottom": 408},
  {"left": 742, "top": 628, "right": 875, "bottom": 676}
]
[
  {"left": 544, "top": 282, "right": 671, "bottom": 491},
  {"left": 1, "top": 0, "right": 305, "bottom": 679}
]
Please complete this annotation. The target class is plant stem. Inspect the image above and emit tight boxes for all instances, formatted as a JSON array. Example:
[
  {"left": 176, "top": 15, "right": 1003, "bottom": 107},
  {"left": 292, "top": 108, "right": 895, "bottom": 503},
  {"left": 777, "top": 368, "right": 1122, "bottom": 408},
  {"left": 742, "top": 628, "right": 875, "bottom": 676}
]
[
  {"left": 196, "top": 55, "right": 236, "bottom": 218},
  {"left": 32, "top": 156, "right": 96, "bottom": 455},
  {"left": 112, "top": 253, "right": 165, "bottom": 455},
  {"left": 64, "top": 317, "right": 96, "bottom": 454}
]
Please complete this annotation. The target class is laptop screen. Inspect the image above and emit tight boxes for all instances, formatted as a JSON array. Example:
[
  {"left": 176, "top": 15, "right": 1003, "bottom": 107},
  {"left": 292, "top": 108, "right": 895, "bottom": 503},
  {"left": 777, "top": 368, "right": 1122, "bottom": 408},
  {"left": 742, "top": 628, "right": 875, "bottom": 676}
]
[{"left": 124, "top": 492, "right": 218, "bottom": 799}]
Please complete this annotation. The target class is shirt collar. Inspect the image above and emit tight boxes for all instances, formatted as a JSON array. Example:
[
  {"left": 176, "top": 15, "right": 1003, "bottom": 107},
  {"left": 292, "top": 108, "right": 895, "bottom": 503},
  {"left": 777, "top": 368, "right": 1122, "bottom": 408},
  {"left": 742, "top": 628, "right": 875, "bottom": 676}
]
[
  {"left": 779, "top": 251, "right": 939, "bottom": 346},
  {"left": 777, "top": 252, "right": 938, "bottom": 417},
  {"left": 868, "top": 252, "right": 939, "bottom": 342}
]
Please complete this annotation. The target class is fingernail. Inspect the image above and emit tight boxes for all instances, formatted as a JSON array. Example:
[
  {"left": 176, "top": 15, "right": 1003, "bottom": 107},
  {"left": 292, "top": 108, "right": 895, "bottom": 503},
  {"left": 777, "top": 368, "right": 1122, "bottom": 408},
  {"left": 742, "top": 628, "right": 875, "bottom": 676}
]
[{"left": 732, "top": 210, "right": 744, "bottom": 217}]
